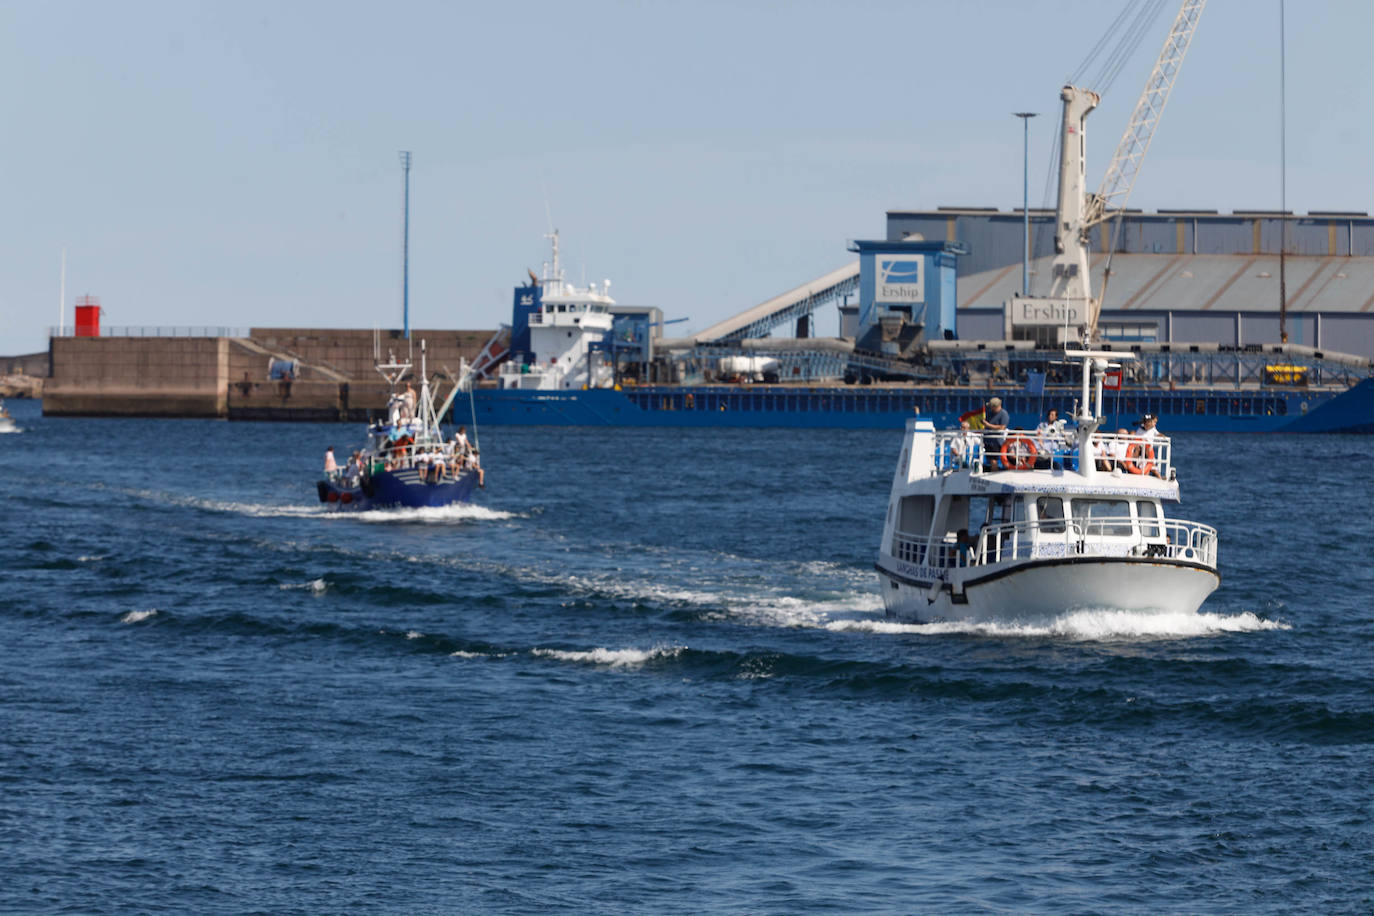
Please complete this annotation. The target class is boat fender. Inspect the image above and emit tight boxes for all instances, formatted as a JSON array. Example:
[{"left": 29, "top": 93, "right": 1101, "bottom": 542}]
[
  {"left": 999, "top": 436, "right": 1038, "bottom": 471},
  {"left": 316, "top": 481, "right": 330, "bottom": 503},
  {"left": 1125, "top": 442, "right": 1155, "bottom": 475},
  {"left": 326, "top": 490, "right": 339, "bottom": 503},
  {"left": 340, "top": 491, "right": 353, "bottom": 504}
]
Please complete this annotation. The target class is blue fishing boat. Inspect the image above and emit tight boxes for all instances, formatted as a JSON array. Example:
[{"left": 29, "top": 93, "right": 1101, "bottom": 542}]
[{"left": 316, "top": 343, "right": 484, "bottom": 511}]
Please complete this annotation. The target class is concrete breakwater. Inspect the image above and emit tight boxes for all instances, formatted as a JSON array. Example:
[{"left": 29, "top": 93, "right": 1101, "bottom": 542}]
[{"left": 42, "top": 328, "right": 494, "bottom": 420}]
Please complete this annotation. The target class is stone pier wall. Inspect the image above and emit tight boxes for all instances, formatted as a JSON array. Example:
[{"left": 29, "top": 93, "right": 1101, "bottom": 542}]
[
  {"left": 44, "top": 337, "right": 229, "bottom": 417},
  {"left": 42, "top": 328, "right": 497, "bottom": 419}
]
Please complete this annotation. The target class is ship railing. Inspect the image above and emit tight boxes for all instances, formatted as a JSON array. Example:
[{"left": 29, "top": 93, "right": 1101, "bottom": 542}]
[
  {"left": 931, "top": 429, "right": 1173, "bottom": 479},
  {"left": 891, "top": 516, "right": 1217, "bottom": 570}
]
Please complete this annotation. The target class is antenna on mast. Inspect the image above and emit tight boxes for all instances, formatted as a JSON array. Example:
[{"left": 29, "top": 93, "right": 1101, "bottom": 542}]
[
  {"left": 58, "top": 248, "right": 67, "bottom": 338},
  {"left": 399, "top": 150, "right": 412, "bottom": 341},
  {"left": 1278, "top": 0, "right": 1289, "bottom": 343}
]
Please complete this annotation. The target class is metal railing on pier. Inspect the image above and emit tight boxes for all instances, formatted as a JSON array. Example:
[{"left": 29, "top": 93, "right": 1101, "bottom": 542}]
[{"left": 49, "top": 326, "right": 250, "bottom": 338}]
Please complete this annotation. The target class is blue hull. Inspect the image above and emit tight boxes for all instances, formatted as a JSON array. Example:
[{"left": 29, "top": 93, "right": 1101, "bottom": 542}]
[
  {"left": 318, "top": 467, "right": 480, "bottom": 511},
  {"left": 473, "top": 378, "right": 1374, "bottom": 433}
]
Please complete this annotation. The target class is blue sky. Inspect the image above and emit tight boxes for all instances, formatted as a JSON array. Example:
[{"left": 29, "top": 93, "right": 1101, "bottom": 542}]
[{"left": 1, "top": 0, "right": 1366, "bottom": 355}]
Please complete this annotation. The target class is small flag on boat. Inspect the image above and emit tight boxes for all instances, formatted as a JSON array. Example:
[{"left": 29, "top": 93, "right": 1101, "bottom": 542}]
[
  {"left": 959, "top": 407, "right": 986, "bottom": 430},
  {"left": 1104, "top": 369, "right": 1122, "bottom": 390}
]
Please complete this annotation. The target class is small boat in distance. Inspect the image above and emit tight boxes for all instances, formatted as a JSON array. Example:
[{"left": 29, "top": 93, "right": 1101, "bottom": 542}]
[
  {"left": 0, "top": 400, "right": 17, "bottom": 433},
  {"left": 875, "top": 349, "right": 1219, "bottom": 622},
  {"left": 316, "top": 342, "right": 484, "bottom": 511}
]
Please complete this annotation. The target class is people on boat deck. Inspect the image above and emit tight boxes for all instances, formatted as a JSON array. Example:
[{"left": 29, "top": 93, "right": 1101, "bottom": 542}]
[
  {"left": 1034, "top": 409, "right": 1068, "bottom": 467},
  {"left": 401, "top": 382, "right": 417, "bottom": 420},
  {"left": 983, "top": 397, "right": 1009, "bottom": 433},
  {"left": 345, "top": 451, "right": 362, "bottom": 485},
  {"left": 323, "top": 446, "right": 338, "bottom": 478},
  {"left": 453, "top": 425, "right": 470, "bottom": 454},
  {"left": 954, "top": 528, "right": 975, "bottom": 564},
  {"left": 1133, "top": 414, "right": 1164, "bottom": 477},
  {"left": 1108, "top": 428, "right": 1132, "bottom": 471},
  {"left": 950, "top": 420, "right": 980, "bottom": 468}
]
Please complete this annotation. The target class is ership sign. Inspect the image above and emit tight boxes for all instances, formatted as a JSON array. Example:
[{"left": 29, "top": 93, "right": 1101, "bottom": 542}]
[{"left": 876, "top": 258, "right": 924, "bottom": 304}]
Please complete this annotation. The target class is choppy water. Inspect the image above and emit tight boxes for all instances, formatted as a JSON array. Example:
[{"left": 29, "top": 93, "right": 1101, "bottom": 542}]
[{"left": 2, "top": 396, "right": 1371, "bottom": 913}]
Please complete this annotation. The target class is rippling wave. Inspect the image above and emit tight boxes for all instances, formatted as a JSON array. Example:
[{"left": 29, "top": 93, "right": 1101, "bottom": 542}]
[{"left": 3, "top": 405, "right": 1370, "bottom": 914}]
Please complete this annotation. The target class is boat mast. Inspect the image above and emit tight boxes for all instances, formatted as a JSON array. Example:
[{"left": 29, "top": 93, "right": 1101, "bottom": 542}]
[{"left": 400, "top": 151, "right": 412, "bottom": 343}]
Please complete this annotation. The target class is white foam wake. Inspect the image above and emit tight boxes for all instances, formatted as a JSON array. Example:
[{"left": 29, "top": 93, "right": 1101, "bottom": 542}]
[
  {"left": 825, "top": 609, "right": 1289, "bottom": 641},
  {"left": 342, "top": 503, "right": 517, "bottom": 524},
  {"left": 120, "top": 609, "right": 159, "bottom": 624},
  {"left": 531, "top": 645, "right": 686, "bottom": 668},
  {"left": 109, "top": 486, "right": 517, "bottom": 523},
  {"left": 279, "top": 578, "right": 329, "bottom": 594}
]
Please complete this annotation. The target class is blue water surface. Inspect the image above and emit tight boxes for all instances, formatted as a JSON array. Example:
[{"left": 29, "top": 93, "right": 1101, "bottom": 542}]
[{"left": 1, "top": 396, "right": 1371, "bottom": 914}]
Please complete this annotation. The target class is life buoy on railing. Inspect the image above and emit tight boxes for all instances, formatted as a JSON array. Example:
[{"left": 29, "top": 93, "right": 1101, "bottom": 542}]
[
  {"left": 1125, "top": 441, "right": 1155, "bottom": 475},
  {"left": 999, "top": 435, "right": 1037, "bottom": 470}
]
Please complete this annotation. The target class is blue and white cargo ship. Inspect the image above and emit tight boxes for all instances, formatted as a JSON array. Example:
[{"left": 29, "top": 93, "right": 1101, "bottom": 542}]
[
  {"left": 317, "top": 343, "right": 483, "bottom": 511},
  {"left": 468, "top": 246, "right": 1374, "bottom": 433}
]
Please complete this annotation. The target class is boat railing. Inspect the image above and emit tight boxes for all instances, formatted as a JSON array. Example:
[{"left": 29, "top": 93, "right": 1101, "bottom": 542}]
[
  {"left": 890, "top": 515, "right": 1217, "bottom": 571},
  {"left": 931, "top": 429, "right": 1172, "bottom": 478}
]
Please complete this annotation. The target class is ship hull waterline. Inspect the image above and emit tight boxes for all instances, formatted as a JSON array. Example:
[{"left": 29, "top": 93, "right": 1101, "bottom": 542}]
[
  {"left": 471, "top": 377, "right": 1374, "bottom": 433},
  {"left": 877, "top": 556, "right": 1221, "bottom": 623},
  {"left": 317, "top": 467, "right": 480, "bottom": 511}
]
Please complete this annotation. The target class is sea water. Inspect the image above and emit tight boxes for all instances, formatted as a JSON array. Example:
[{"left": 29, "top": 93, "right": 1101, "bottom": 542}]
[{"left": 1, "top": 396, "right": 1370, "bottom": 913}]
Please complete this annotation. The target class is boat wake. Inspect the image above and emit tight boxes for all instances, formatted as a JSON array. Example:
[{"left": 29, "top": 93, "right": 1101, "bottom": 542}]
[
  {"left": 336, "top": 503, "right": 517, "bottom": 524},
  {"left": 824, "top": 608, "right": 1289, "bottom": 641},
  {"left": 531, "top": 646, "right": 686, "bottom": 668}
]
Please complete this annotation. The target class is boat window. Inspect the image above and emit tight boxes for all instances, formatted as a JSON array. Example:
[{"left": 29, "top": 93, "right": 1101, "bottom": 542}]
[
  {"left": 1013, "top": 498, "right": 1028, "bottom": 525},
  {"left": 1070, "top": 498, "right": 1134, "bottom": 537},
  {"left": 1035, "top": 496, "right": 1065, "bottom": 533},
  {"left": 1136, "top": 500, "right": 1161, "bottom": 538}
]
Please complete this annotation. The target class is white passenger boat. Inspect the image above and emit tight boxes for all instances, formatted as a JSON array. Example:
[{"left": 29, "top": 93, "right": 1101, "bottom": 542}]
[
  {"left": 875, "top": 350, "right": 1219, "bottom": 622},
  {"left": 0, "top": 400, "right": 16, "bottom": 433}
]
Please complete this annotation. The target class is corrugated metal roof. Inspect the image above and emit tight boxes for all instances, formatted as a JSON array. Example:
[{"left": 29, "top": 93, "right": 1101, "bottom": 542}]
[{"left": 960, "top": 254, "right": 1374, "bottom": 314}]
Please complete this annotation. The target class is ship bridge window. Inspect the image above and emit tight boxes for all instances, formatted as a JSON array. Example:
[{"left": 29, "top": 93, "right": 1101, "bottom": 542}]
[
  {"left": 1070, "top": 498, "right": 1133, "bottom": 537},
  {"left": 1035, "top": 496, "right": 1065, "bottom": 533},
  {"left": 1136, "top": 500, "right": 1161, "bottom": 538}
]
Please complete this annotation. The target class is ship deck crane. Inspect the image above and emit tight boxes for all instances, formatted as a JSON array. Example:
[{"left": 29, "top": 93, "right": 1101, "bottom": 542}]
[{"left": 1038, "top": 0, "right": 1207, "bottom": 337}]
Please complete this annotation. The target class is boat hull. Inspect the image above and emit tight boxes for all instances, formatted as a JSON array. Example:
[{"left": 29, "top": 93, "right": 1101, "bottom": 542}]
[
  {"left": 877, "top": 556, "right": 1220, "bottom": 623},
  {"left": 317, "top": 467, "right": 479, "bottom": 511},
  {"left": 473, "top": 379, "right": 1374, "bottom": 433}
]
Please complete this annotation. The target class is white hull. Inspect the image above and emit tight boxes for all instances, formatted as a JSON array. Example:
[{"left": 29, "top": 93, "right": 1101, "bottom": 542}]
[{"left": 879, "top": 557, "right": 1219, "bottom": 623}]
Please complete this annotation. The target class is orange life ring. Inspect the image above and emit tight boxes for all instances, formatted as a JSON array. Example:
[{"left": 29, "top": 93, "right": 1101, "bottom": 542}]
[
  {"left": 999, "top": 435, "right": 1037, "bottom": 470},
  {"left": 1125, "top": 441, "right": 1155, "bottom": 475}
]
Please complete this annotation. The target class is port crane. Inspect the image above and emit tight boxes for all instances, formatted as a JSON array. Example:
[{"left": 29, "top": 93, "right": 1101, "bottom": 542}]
[{"left": 1037, "top": 0, "right": 1206, "bottom": 339}]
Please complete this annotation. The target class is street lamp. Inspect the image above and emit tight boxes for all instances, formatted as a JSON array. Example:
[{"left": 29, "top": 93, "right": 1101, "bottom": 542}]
[{"left": 1013, "top": 112, "right": 1037, "bottom": 297}]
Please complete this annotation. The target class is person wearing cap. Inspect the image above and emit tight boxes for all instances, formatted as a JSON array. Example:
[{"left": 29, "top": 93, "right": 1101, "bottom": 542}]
[
  {"left": 983, "top": 397, "right": 1010, "bottom": 432},
  {"left": 1136, "top": 414, "right": 1160, "bottom": 440}
]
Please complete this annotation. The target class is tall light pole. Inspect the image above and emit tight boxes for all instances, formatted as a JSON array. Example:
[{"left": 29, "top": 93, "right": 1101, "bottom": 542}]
[
  {"left": 1013, "top": 112, "right": 1037, "bottom": 297},
  {"left": 399, "top": 150, "right": 412, "bottom": 340}
]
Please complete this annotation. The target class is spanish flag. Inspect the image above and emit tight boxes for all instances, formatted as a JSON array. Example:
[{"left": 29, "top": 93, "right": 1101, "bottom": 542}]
[{"left": 959, "top": 407, "right": 986, "bottom": 430}]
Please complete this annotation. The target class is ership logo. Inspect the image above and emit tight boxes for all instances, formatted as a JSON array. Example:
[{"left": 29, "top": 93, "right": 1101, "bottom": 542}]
[{"left": 876, "top": 257, "right": 924, "bottom": 303}]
